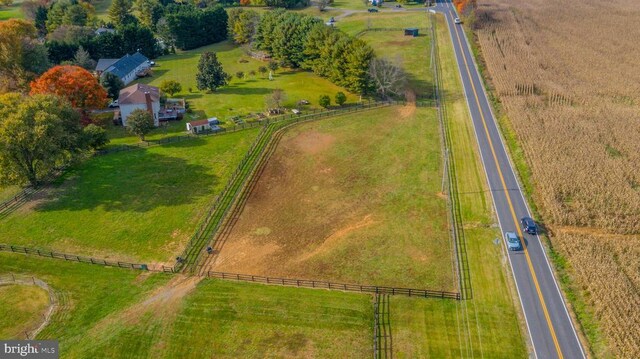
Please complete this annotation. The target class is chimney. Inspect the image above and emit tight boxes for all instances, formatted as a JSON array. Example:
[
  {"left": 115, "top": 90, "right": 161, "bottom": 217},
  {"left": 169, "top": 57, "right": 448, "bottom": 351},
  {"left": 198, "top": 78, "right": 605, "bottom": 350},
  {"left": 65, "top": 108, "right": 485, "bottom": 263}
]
[{"left": 145, "top": 91, "right": 153, "bottom": 115}]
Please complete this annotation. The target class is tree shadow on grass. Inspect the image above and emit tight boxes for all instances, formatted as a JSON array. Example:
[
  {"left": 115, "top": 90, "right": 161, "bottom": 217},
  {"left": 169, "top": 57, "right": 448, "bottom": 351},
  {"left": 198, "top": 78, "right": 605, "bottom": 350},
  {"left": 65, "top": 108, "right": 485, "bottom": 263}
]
[
  {"left": 35, "top": 150, "right": 218, "bottom": 213},
  {"left": 157, "top": 136, "right": 210, "bottom": 148},
  {"left": 218, "top": 87, "right": 272, "bottom": 96},
  {"left": 182, "top": 93, "right": 203, "bottom": 100}
]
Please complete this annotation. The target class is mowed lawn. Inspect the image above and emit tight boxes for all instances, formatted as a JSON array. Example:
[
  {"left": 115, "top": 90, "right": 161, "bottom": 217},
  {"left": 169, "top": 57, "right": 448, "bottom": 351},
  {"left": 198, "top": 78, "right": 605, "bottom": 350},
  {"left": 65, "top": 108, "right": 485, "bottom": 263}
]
[
  {"left": 0, "top": 254, "right": 372, "bottom": 358},
  {"left": 0, "top": 284, "right": 50, "bottom": 339},
  {"left": 214, "top": 105, "right": 454, "bottom": 290},
  {"left": 0, "top": 0, "right": 24, "bottom": 20},
  {"left": 0, "top": 253, "right": 171, "bottom": 347},
  {"left": 138, "top": 41, "right": 359, "bottom": 121},
  {"left": 337, "top": 12, "right": 433, "bottom": 97},
  {"left": 0, "top": 129, "right": 259, "bottom": 263},
  {"left": 74, "top": 279, "right": 373, "bottom": 358},
  {"left": 388, "top": 15, "right": 527, "bottom": 358}
]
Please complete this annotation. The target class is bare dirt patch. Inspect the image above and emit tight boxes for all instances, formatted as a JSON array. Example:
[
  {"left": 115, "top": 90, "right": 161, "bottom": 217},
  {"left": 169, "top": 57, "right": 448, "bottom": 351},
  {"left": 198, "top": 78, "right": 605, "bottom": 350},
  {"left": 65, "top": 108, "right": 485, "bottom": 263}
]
[
  {"left": 87, "top": 275, "right": 201, "bottom": 335},
  {"left": 209, "top": 107, "right": 454, "bottom": 289}
]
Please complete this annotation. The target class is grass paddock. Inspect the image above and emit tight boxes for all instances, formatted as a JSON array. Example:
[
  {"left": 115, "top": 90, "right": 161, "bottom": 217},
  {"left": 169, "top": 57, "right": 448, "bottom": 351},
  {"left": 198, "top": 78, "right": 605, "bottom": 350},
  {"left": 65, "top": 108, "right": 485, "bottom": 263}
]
[
  {"left": 0, "top": 129, "right": 259, "bottom": 263},
  {"left": 212, "top": 105, "right": 454, "bottom": 290}
]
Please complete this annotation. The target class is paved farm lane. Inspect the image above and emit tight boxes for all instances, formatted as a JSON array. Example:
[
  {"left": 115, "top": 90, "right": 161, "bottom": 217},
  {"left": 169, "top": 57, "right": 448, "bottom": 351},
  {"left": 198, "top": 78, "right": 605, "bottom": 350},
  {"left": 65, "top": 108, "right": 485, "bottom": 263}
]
[{"left": 434, "top": 1, "right": 585, "bottom": 358}]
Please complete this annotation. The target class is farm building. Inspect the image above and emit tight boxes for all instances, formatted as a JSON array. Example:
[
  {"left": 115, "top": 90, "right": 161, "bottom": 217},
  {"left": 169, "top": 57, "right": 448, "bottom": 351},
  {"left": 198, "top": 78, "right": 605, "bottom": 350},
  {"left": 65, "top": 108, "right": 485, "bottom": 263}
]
[
  {"left": 118, "top": 84, "right": 161, "bottom": 127},
  {"left": 404, "top": 28, "right": 419, "bottom": 37},
  {"left": 187, "top": 118, "right": 221, "bottom": 134}
]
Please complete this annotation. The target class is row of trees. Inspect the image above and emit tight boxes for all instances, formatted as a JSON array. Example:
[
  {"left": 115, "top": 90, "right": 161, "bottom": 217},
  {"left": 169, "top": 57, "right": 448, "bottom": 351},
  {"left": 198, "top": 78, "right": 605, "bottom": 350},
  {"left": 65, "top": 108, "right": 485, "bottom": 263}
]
[
  {"left": 46, "top": 23, "right": 161, "bottom": 65},
  {"left": 159, "top": 4, "right": 228, "bottom": 50},
  {"left": 253, "top": 10, "right": 375, "bottom": 95},
  {"left": 19, "top": 0, "right": 230, "bottom": 70}
]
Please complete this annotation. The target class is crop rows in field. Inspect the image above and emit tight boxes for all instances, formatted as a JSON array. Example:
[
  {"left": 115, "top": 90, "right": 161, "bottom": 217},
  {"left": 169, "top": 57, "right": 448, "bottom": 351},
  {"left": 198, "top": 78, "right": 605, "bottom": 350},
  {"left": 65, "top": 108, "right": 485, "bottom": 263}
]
[
  {"left": 474, "top": 0, "right": 640, "bottom": 356},
  {"left": 475, "top": 0, "right": 640, "bottom": 234}
]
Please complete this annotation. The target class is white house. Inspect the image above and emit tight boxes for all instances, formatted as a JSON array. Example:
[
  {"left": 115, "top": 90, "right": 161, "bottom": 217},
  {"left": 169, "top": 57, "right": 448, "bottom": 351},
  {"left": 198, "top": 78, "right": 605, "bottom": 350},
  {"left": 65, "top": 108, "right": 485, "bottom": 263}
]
[
  {"left": 118, "top": 84, "right": 161, "bottom": 127},
  {"left": 101, "top": 52, "right": 150, "bottom": 86},
  {"left": 186, "top": 117, "right": 221, "bottom": 134}
]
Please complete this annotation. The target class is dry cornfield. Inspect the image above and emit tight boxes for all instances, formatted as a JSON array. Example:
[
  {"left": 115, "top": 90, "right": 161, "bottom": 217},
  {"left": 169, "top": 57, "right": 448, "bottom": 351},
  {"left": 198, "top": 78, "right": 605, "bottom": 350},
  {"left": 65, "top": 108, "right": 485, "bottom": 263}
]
[{"left": 474, "top": 0, "right": 640, "bottom": 357}]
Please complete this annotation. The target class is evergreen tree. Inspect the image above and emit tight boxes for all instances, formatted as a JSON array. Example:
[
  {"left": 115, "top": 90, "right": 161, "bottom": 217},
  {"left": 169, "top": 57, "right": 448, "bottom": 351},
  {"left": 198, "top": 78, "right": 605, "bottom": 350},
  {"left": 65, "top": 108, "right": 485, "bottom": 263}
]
[
  {"left": 134, "top": 0, "right": 163, "bottom": 28},
  {"left": 163, "top": 4, "right": 227, "bottom": 50},
  {"left": 196, "top": 52, "right": 228, "bottom": 92},
  {"left": 100, "top": 72, "right": 125, "bottom": 99},
  {"left": 119, "top": 23, "right": 160, "bottom": 58},
  {"left": 228, "top": 8, "right": 259, "bottom": 45},
  {"left": 73, "top": 46, "right": 95, "bottom": 70},
  {"left": 109, "top": 0, "right": 132, "bottom": 27}
]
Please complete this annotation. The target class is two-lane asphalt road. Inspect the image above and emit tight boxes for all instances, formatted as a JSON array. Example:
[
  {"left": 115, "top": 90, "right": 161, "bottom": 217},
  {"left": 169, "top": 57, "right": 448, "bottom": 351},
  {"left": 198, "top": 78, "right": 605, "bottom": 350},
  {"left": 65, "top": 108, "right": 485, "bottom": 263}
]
[{"left": 434, "top": 1, "right": 585, "bottom": 358}]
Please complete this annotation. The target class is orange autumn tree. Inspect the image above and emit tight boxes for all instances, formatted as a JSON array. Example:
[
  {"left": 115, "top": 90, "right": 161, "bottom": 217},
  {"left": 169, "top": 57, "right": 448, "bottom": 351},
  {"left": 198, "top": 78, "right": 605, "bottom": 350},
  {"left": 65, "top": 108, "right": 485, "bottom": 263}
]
[
  {"left": 453, "top": 0, "right": 476, "bottom": 14},
  {"left": 30, "top": 65, "right": 107, "bottom": 109}
]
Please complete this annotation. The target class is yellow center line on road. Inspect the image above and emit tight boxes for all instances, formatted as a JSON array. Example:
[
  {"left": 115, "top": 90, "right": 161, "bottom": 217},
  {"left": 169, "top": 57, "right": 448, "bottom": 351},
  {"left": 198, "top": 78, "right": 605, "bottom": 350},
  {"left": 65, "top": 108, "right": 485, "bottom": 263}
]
[{"left": 445, "top": 10, "right": 564, "bottom": 359}]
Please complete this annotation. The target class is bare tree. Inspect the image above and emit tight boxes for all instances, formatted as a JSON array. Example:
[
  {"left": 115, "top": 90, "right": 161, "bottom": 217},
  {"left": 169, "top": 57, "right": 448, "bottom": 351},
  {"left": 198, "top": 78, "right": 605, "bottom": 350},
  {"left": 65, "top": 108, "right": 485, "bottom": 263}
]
[
  {"left": 369, "top": 57, "right": 408, "bottom": 99},
  {"left": 266, "top": 88, "right": 287, "bottom": 110}
]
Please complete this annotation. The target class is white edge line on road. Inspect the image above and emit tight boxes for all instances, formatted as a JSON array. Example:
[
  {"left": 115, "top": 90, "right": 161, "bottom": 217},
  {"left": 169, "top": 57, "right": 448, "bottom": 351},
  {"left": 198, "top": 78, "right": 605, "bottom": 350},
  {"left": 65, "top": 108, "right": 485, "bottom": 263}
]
[
  {"left": 453, "top": 11, "right": 586, "bottom": 358},
  {"left": 440, "top": 7, "right": 538, "bottom": 359}
]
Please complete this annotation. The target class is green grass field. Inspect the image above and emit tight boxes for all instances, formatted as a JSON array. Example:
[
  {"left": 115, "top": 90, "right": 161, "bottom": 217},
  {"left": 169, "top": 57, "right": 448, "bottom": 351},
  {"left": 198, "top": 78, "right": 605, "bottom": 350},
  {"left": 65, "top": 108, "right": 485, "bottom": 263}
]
[
  {"left": 214, "top": 106, "right": 454, "bottom": 290},
  {"left": 0, "top": 185, "right": 21, "bottom": 202},
  {"left": 387, "top": 15, "right": 527, "bottom": 358},
  {"left": 0, "top": 129, "right": 259, "bottom": 263},
  {"left": 0, "top": 0, "right": 24, "bottom": 21},
  {"left": 0, "top": 284, "right": 49, "bottom": 339},
  {"left": 75, "top": 279, "right": 373, "bottom": 358},
  {"left": 0, "top": 254, "right": 372, "bottom": 358},
  {"left": 0, "top": 253, "right": 171, "bottom": 345},
  {"left": 337, "top": 12, "right": 433, "bottom": 97},
  {"left": 106, "top": 40, "right": 358, "bottom": 146},
  {"left": 138, "top": 41, "right": 358, "bottom": 120},
  {"left": 336, "top": 11, "right": 428, "bottom": 35}
]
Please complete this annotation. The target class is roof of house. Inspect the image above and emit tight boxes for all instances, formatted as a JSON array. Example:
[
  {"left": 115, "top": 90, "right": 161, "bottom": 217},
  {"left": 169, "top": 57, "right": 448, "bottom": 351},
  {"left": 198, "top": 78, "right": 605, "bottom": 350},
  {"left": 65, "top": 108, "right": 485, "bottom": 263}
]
[
  {"left": 104, "top": 52, "right": 149, "bottom": 80},
  {"left": 188, "top": 120, "right": 210, "bottom": 127},
  {"left": 118, "top": 83, "right": 160, "bottom": 105},
  {"left": 96, "top": 58, "right": 118, "bottom": 72}
]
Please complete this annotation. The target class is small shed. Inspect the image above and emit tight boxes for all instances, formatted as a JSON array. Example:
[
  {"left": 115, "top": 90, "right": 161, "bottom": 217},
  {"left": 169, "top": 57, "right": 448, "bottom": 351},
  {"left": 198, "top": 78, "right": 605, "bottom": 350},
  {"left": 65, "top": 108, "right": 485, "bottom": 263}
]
[
  {"left": 404, "top": 28, "right": 419, "bottom": 37},
  {"left": 187, "top": 119, "right": 209, "bottom": 134},
  {"left": 186, "top": 117, "right": 222, "bottom": 134}
]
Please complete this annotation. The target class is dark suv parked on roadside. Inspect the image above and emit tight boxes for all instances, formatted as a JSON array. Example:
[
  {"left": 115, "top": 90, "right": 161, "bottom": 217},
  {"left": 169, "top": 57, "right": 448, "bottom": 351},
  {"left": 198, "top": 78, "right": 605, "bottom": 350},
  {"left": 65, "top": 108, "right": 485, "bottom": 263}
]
[{"left": 521, "top": 217, "right": 537, "bottom": 235}]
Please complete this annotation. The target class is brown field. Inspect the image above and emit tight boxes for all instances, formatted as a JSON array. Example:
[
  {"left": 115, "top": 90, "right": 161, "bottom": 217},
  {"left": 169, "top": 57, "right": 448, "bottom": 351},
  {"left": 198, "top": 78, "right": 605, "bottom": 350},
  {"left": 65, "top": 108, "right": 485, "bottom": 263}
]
[
  {"left": 207, "top": 106, "right": 455, "bottom": 290},
  {"left": 474, "top": 0, "right": 640, "bottom": 357}
]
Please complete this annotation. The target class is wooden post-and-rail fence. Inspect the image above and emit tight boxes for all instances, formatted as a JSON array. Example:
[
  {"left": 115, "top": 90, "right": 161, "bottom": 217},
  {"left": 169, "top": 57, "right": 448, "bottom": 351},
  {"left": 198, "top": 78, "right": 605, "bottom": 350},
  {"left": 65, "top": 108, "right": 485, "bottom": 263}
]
[{"left": 0, "top": 243, "right": 461, "bottom": 300}]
